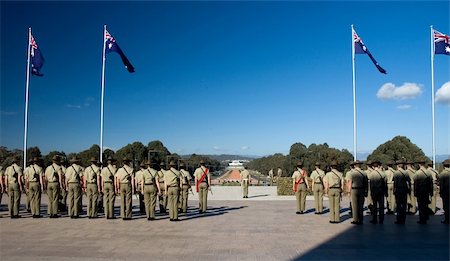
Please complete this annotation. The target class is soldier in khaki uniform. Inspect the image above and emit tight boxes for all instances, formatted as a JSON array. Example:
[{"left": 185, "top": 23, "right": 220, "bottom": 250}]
[
  {"left": 439, "top": 160, "right": 450, "bottom": 224},
  {"left": 142, "top": 160, "right": 160, "bottom": 220},
  {"left": 135, "top": 162, "right": 145, "bottom": 215},
  {"left": 23, "top": 159, "right": 33, "bottom": 213},
  {"left": 44, "top": 155, "right": 63, "bottom": 218},
  {"left": 406, "top": 161, "right": 417, "bottom": 214},
  {"left": 240, "top": 165, "right": 251, "bottom": 198},
  {"left": 25, "top": 157, "right": 44, "bottom": 218},
  {"left": 365, "top": 161, "right": 374, "bottom": 214},
  {"left": 157, "top": 162, "right": 168, "bottom": 213},
  {"left": 369, "top": 161, "right": 387, "bottom": 224},
  {"left": 414, "top": 160, "right": 433, "bottom": 224},
  {"left": 65, "top": 157, "right": 83, "bottom": 218},
  {"left": 165, "top": 161, "right": 181, "bottom": 221},
  {"left": 292, "top": 162, "right": 309, "bottom": 214},
  {"left": 115, "top": 157, "right": 134, "bottom": 220},
  {"left": 310, "top": 162, "right": 325, "bottom": 214},
  {"left": 427, "top": 161, "right": 439, "bottom": 214},
  {"left": 100, "top": 156, "right": 117, "bottom": 219},
  {"left": 4, "top": 157, "right": 23, "bottom": 218},
  {"left": 385, "top": 161, "right": 396, "bottom": 214},
  {"left": 393, "top": 160, "right": 410, "bottom": 224},
  {"left": 59, "top": 159, "right": 68, "bottom": 212},
  {"left": 194, "top": 160, "right": 211, "bottom": 213},
  {"left": 346, "top": 160, "right": 368, "bottom": 225},
  {"left": 84, "top": 157, "right": 100, "bottom": 218},
  {"left": 323, "top": 161, "right": 344, "bottom": 223},
  {"left": 179, "top": 162, "right": 191, "bottom": 213}
]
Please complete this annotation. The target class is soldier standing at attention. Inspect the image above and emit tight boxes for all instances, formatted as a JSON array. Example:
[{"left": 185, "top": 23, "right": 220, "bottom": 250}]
[
  {"left": 142, "top": 160, "right": 160, "bottom": 220},
  {"left": 101, "top": 156, "right": 117, "bottom": 219},
  {"left": 66, "top": 157, "right": 83, "bottom": 218},
  {"left": 277, "top": 167, "right": 283, "bottom": 178},
  {"left": 385, "top": 161, "right": 396, "bottom": 215},
  {"left": 347, "top": 160, "right": 368, "bottom": 225},
  {"left": 115, "top": 157, "right": 134, "bottom": 220},
  {"left": 393, "top": 160, "right": 410, "bottom": 224},
  {"left": 195, "top": 160, "right": 210, "bottom": 214},
  {"left": 240, "top": 165, "right": 251, "bottom": 199},
  {"left": 179, "top": 162, "right": 191, "bottom": 213},
  {"left": 134, "top": 162, "right": 145, "bottom": 215},
  {"left": 310, "top": 162, "right": 325, "bottom": 214},
  {"left": 5, "top": 157, "right": 23, "bottom": 218},
  {"left": 292, "top": 162, "right": 309, "bottom": 214},
  {"left": 414, "top": 160, "right": 433, "bottom": 224},
  {"left": 83, "top": 157, "right": 100, "bottom": 218},
  {"left": 369, "top": 161, "right": 387, "bottom": 224},
  {"left": 439, "top": 160, "right": 450, "bottom": 224},
  {"left": 59, "top": 159, "right": 68, "bottom": 212},
  {"left": 157, "top": 161, "right": 167, "bottom": 213},
  {"left": 269, "top": 169, "right": 274, "bottom": 186},
  {"left": 323, "top": 161, "right": 344, "bottom": 223},
  {"left": 23, "top": 159, "right": 33, "bottom": 213},
  {"left": 44, "top": 155, "right": 63, "bottom": 218},
  {"left": 406, "top": 161, "right": 417, "bottom": 214},
  {"left": 165, "top": 161, "right": 181, "bottom": 221},
  {"left": 427, "top": 161, "right": 439, "bottom": 214},
  {"left": 25, "top": 157, "right": 44, "bottom": 218}
]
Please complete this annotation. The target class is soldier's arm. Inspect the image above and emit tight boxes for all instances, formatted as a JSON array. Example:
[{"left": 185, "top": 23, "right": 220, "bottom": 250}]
[
  {"left": 131, "top": 176, "right": 135, "bottom": 194},
  {"left": 292, "top": 178, "right": 295, "bottom": 191},
  {"left": 164, "top": 180, "right": 168, "bottom": 195},
  {"left": 114, "top": 176, "right": 119, "bottom": 194},
  {"left": 4, "top": 173, "right": 8, "bottom": 192},
  {"left": 156, "top": 179, "right": 161, "bottom": 194}
]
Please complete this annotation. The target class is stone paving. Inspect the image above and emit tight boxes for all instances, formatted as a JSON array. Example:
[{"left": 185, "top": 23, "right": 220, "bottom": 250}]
[{"left": 0, "top": 187, "right": 448, "bottom": 261}]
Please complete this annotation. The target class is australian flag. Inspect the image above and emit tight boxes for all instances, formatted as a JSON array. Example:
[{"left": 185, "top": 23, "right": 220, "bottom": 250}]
[
  {"left": 433, "top": 29, "right": 450, "bottom": 55},
  {"left": 30, "top": 34, "right": 44, "bottom": 76},
  {"left": 353, "top": 28, "right": 387, "bottom": 74},
  {"left": 105, "top": 29, "right": 135, "bottom": 73}
]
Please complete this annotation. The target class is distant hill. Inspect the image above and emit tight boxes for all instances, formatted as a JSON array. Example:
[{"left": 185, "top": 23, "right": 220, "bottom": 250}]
[{"left": 182, "top": 154, "right": 259, "bottom": 162}]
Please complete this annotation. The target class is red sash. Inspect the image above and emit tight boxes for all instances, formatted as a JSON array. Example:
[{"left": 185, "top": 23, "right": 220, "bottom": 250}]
[
  {"left": 196, "top": 167, "right": 209, "bottom": 192},
  {"left": 294, "top": 170, "right": 306, "bottom": 192}
]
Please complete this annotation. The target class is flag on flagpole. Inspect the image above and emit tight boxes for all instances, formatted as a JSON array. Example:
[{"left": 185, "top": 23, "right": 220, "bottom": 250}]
[
  {"left": 30, "top": 34, "right": 44, "bottom": 76},
  {"left": 352, "top": 28, "right": 387, "bottom": 74},
  {"left": 105, "top": 29, "right": 135, "bottom": 73},
  {"left": 433, "top": 29, "right": 450, "bottom": 55}
]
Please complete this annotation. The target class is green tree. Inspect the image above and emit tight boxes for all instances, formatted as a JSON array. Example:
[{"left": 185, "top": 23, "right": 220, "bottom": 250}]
[
  {"left": 115, "top": 141, "right": 148, "bottom": 167},
  {"left": 147, "top": 140, "right": 171, "bottom": 164},
  {"left": 367, "top": 136, "right": 428, "bottom": 164}
]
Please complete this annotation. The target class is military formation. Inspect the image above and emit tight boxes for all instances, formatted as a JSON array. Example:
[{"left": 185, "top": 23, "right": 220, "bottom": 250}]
[
  {"left": 0, "top": 155, "right": 212, "bottom": 221},
  {"left": 292, "top": 159, "right": 450, "bottom": 225}
]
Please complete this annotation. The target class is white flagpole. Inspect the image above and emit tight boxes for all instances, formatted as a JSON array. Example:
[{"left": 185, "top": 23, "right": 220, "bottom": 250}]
[
  {"left": 23, "top": 27, "right": 32, "bottom": 168},
  {"left": 430, "top": 25, "right": 436, "bottom": 169},
  {"left": 100, "top": 25, "right": 107, "bottom": 164},
  {"left": 351, "top": 24, "right": 357, "bottom": 161}
]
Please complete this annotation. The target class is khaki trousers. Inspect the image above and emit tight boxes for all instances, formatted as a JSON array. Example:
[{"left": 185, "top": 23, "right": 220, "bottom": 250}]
[
  {"left": 198, "top": 183, "right": 208, "bottom": 212},
  {"left": 158, "top": 182, "right": 167, "bottom": 213},
  {"left": 47, "top": 182, "right": 59, "bottom": 215},
  {"left": 120, "top": 183, "right": 132, "bottom": 219},
  {"left": 25, "top": 189, "right": 31, "bottom": 211},
  {"left": 313, "top": 184, "right": 324, "bottom": 213},
  {"left": 180, "top": 185, "right": 189, "bottom": 212},
  {"left": 328, "top": 188, "right": 341, "bottom": 222},
  {"left": 68, "top": 183, "right": 81, "bottom": 217},
  {"left": 386, "top": 183, "right": 395, "bottom": 212},
  {"left": 429, "top": 184, "right": 438, "bottom": 213},
  {"left": 167, "top": 186, "right": 179, "bottom": 220},
  {"left": 295, "top": 183, "right": 307, "bottom": 212},
  {"left": 29, "top": 182, "right": 41, "bottom": 216},
  {"left": 8, "top": 183, "right": 21, "bottom": 216},
  {"left": 87, "top": 183, "right": 98, "bottom": 217},
  {"left": 144, "top": 184, "right": 157, "bottom": 219},
  {"left": 407, "top": 189, "right": 417, "bottom": 213},
  {"left": 103, "top": 182, "right": 115, "bottom": 218},
  {"left": 242, "top": 180, "right": 249, "bottom": 197},
  {"left": 351, "top": 188, "right": 365, "bottom": 223}
]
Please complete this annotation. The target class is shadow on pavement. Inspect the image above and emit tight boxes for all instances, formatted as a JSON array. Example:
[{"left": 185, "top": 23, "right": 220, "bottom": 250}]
[{"left": 182, "top": 205, "right": 247, "bottom": 221}]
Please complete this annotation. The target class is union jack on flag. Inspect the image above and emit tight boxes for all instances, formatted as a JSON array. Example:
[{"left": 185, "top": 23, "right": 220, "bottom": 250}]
[
  {"left": 104, "top": 29, "right": 135, "bottom": 73},
  {"left": 30, "top": 34, "right": 44, "bottom": 76},
  {"left": 352, "top": 27, "right": 386, "bottom": 74},
  {"left": 433, "top": 29, "right": 450, "bottom": 55}
]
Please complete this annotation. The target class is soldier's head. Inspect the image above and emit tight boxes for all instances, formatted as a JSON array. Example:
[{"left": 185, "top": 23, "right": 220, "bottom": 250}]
[
  {"left": 415, "top": 159, "right": 426, "bottom": 167},
  {"left": 395, "top": 159, "right": 405, "bottom": 169},
  {"left": 169, "top": 160, "right": 177, "bottom": 169},
  {"left": 371, "top": 160, "right": 381, "bottom": 168},
  {"left": 387, "top": 161, "right": 395, "bottom": 168},
  {"left": 315, "top": 162, "right": 321, "bottom": 169},
  {"left": 122, "top": 157, "right": 132, "bottom": 166},
  {"left": 296, "top": 161, "right": 303, "bottom": 169},
  {"left": 140, "top": 161, "right": 146, "bottom": 169},
  {"left": 159, "top": 161, "right": 167, "bottom": 170},
  {"left": 12, "top": 156, "right": 20, "bottom": 164},
  {"left": 350, "top": 160, "right": 361, "bottom": 169},
  {"left": 89, "top": 157, "right": 99, "bottom": 165},
  {"left": 199, "top": 160, "right": 205, "bottom": 167},
  {"left": 427, "top": 161, "right": 434, "bottom": 168},
  {"left": 106, "top": 156, "right": 116, "bottom": 164},
  {"left": 443, "top": 160, "right": 450, "bottom": 168},
  {"left": 365, "top": 160, "right": 373, "bottom": 169},
  {"left": 32, "top": 157, "right": 40, "bottom": 164},
  {"left": 70, "top": 157, "right": 81, "bottom": 165},
  {"left": 179, "top": 162, "right": 185, "bottom": 169},
  {"left": 51, "top": 155, "right": 61, "bottom": 164},
  {"left": 330, "top": 161, "right": 338, "bottom": 169}
]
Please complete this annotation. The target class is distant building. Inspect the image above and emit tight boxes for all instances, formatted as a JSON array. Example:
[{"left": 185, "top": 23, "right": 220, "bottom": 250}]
[{"left": 228, "top": 160, "right": 244, "bottom": 168}]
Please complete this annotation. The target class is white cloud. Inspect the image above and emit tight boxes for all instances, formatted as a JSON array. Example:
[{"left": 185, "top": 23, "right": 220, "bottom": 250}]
[
  {"left": 241, "top": 146, "right": 250, "bottom": 150},
  {"left": 377, "top": 82, "right": 423, "bottom": 100},
  {"left": 436, "top": 81, "right": 450, "bottom": 104},
  {"left": 397, "top": 104, "right": 412, "bottom": 110},
  {"left": 66, "top": 104, "right": 82, "bottom": 109},
  {"left": 213, "top": 146, "right": 221, "bottom": 151}
]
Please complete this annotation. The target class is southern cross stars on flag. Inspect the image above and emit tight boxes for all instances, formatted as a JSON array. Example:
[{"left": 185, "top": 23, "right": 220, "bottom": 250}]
[
  {"left": 433, "top": 29, "right": 450, "bottom": 55},
  {"left": 353, "top": 28, "right": 387, "bottom": 74},
  {"left": 105, "top": 29, "right": 135, "bottom": 73},
  {"left": 30, "top": 34, "right": 44, "bottom": 76}
]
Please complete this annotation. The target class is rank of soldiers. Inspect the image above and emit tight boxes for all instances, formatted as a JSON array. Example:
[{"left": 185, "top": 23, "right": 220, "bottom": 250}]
[{"left": 0, "top": 156, "right": 212, "bottom": 221}]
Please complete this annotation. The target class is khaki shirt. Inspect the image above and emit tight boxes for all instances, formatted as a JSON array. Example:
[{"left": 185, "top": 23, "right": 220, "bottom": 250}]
[
  {"left": 324, "top": 169, "right": 343, "bottom": 189},
  {"left": 116, "top": 165, "right": 133, "bottom": 184},
  {"left": 66, "top": 164, "right": 83, "bottom": 183},
  {"left": 439, "top": 167, "right": 450, "bottom": 195},
  {"left": 370, "top": 168, "right": 386, "bottom": 191},
  {"left": 385, "top": 167, "right": 395, "bottom": 184},
  {"left": 5, "top": 163, "right": 23, "bottom": 184},
  {"left": 45, "top": 163, "right": 62, "bottom": 182},
  {"left": 393, "top": 168, "right": 410, "bottom": 191},
  {"left": 194, "top": 166, "right": 210, "bottom": 181},
  {"left": 310, "top": 169, "right": 325, "bottom": 183},
  {"left": 142, "top": 168, "right": 158, "bottom": 184},
  {"left": 26, "top": 164, "right": 44, "bottom": 182},
  {"left": 180, "top": 169, "right": 191, "bottom": 185},
  {"left": 164, "top": 168, "right": 179, "bottom": 187},
  {"left": 84, "top": 164, "right": 100, "bottom": 183},
  {"left": 414, "top": 166, "right": 433, "bottom": 195},
  {"left": 427, "top": 167, "right": 439, "bottom": 184},
  {"left": 240, "top": 170, "right": 250, "bottom": 180},
  {"left": 135, "top": 169, "right": 144, "bottom": 185},
  {"left": 157, "top": 170, "right": 166, "bottom": 184},
  {"left": 347, "top": 168, "right": 367, "bottom": 188},
  {"left": 101, "top": 164, "right": 116, "bottom": 183},
  {"left": 291, "top": 168, "right": 306, "bottom": 184},
  {"left": 406, "top": 167, "right": 416, "bottom": 185}
]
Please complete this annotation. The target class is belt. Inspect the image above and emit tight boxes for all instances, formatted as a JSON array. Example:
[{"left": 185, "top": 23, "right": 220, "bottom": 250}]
[
  {"left": 352, "top": 187, "right": 363, "bottom": 189},
  {"left": 145, "top": 183, "right": 154, "bottom": 185},
  {"left": 104, "top": 181, "right": 113, "bottom": 184},
  {"left": 69, "top": 182, "right": 79, "bottom": 184},
  {"left": 330, "top": 187, "right": 340, "bottom": 189},
  {"left": 29, "top": 181, "right": 38, "bottom": 183},
  {"left": 87, "top": 182, "right": 96, "bottom": 184},
  {"left": 168, "top": 185, "right": 178, "bottom": 188},
  {"left": 48, "top": 181, "right": 58, "bottom": 183},
  {"left": 315, "top": 182, "right": 323, "bottom": 184},
  {"left": 120, "top": 182, "right": 130, "bottom": 185},
  {"left": 9, "top": 181, "right": 18, "bottom": 184}
]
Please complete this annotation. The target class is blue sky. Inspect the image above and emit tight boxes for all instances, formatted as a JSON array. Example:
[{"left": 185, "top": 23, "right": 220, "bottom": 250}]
[{"left": 1, "top": 1, "right": 449, "bottom": 157}]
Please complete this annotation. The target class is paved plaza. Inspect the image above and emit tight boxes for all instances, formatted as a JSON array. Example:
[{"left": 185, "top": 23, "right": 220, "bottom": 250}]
[{"left": 0, "top": 187, "right": 448, "bottom": 261}]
